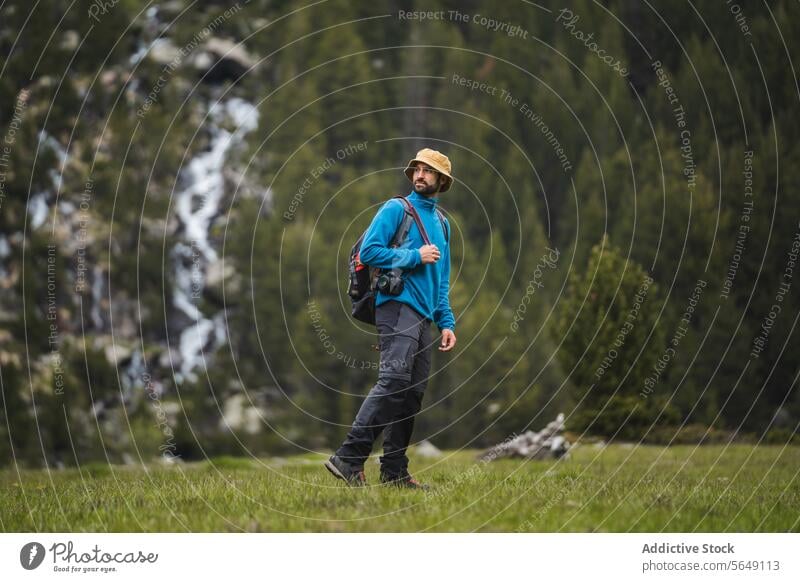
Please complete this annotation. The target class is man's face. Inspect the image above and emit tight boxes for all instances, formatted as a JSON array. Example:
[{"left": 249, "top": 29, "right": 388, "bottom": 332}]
[{"left": 411, "top": 163, "right": 442, "bottom": 196}]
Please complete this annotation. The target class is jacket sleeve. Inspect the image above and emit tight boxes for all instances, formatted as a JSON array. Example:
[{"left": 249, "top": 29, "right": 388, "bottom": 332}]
[
  {"left": 434, "top": 219, "right": 456, "bottom": 331},
  {"left": 359, "top": 199, "right": 421, "bottom": 270}
]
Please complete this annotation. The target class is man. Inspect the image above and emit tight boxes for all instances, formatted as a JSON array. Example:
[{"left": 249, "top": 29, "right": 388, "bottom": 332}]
[{"left": 325, "top": 148, "right": 457, "bottom": 490}]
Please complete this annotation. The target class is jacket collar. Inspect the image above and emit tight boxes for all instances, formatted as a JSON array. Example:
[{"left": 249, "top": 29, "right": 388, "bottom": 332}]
[{"left": 408, "top": 190, "right": 438, "bottom": 210}]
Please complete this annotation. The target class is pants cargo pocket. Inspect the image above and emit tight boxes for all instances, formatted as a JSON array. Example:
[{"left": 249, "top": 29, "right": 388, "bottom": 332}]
[{"left": 378, "top": 334, "right": 416, "bottom": 384}]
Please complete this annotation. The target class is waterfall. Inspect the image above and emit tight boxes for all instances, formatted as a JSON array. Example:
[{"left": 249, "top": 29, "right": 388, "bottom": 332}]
[
  {"left": 0, "top": 235, "right": 9, "bottom": 279},
  {"left": 90, "top": 264, "right": 104, "bottom": 331},
  {"left": 171, "top": 97, "right": 259, "bottom": 383},
  {"left": 121, "top": 348, "right": 148, "bottom": 403},
  {"left": 129, "top": 6, "right": 161, "bottom": 66},
  {"left": 27, "top": 130, "right": 69, "bottom": 230}
]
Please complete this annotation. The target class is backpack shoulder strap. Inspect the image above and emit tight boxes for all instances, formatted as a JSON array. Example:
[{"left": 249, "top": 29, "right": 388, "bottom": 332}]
[
  {"left": 393, "top": 195, "right": 432, "bottom": 245},
  {"left": 435, "top": 208, "right": 449, "bottom": 243},
  {"left": 388, "top": 195, "right": 448, "bottom": 244},
  {"left": 389, "top": 195, "right": 414, "bottom": 247}
]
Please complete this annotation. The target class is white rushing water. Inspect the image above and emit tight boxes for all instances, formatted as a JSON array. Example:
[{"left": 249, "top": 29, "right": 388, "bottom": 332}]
[
  {"left": 27, "top": 131, "right": 69, "bottom": 230},
  {"left": 90, "top": 264, "right": 104, "bottom": 331},
  {"left": 121, "top": 348, "right": 148, "bottom": 403},
  {"left": 27, "top": 194, "right": 49, "bottom": 229},
  {"left": 129, "top": 6, "right": 161, "bottom": 66},
  {"left": 172, "top": 97, "right": 259, "bottom": 383},
  {"left": 0, "top": 235, "right": 9, "bottom": 279}
]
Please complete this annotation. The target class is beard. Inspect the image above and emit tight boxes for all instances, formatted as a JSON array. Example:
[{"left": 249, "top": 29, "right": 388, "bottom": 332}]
[{"left": 413, "top": 179, "right": 440, "bottom": 195}]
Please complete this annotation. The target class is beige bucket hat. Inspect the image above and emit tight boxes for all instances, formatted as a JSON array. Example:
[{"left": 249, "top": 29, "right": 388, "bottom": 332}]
[{"left": 404, "top": 148, "right": 454, "bottom": 193}]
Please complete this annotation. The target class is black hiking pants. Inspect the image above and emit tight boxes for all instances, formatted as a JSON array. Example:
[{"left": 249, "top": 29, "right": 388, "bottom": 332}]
[{"left": 336, "top": 300, "right": 432, "bottom": 476}]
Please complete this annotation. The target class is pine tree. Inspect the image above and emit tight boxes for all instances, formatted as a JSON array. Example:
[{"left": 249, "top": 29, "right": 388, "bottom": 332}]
[{"left": 555, "top": 235, "right": 668, "bottom": 437}]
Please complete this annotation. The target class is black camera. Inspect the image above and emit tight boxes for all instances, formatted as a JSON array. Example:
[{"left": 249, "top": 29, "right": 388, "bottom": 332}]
[{"left": 375, "top": 270, "right": 404, "bottom": 295}]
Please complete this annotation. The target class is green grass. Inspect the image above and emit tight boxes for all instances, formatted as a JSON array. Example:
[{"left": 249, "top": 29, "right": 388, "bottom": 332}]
[{"left": 2, "top": 445, "right": 799, "bottom": 532}]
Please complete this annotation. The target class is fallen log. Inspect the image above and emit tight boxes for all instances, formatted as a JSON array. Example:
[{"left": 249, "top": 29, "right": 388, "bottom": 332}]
[{"left": 479, "top": 413, "right": 570, "bottom": 461}]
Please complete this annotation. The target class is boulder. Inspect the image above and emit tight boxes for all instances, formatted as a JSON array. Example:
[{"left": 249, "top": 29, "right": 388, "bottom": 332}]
[
  {"left": 204, "top": 258, "right": 241, "bottom": 303},
  {"left": 149, "top": 38, "right": 182, "bottom": 66},
  {"left": 104, "top": 342, "right": 132, "bottom": 366},
  {"left": 193, "top": 37, "right": 257, "bottom": 82},
  {"left": 414, "top": 439, "right": 443, "bottom": 458},
  {"left": 219, "top": 394, "right": 262, "bottom": 435}
]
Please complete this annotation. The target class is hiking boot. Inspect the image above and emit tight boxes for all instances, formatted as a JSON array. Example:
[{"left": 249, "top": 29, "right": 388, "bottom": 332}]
[
  {"left": 380, "top": 471, "right": 430, "bottom": 491},
  {"left": 324, "top": 455, "right": 366, "bottom": 487}
]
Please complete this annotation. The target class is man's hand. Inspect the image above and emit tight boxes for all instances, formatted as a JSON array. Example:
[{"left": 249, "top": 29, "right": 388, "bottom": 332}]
[
  {"left": 419, "top": 244, "right": 440, "bottom": 264},
  {"left": 439, "top": 329, "right": 456, "bottom": 351}
]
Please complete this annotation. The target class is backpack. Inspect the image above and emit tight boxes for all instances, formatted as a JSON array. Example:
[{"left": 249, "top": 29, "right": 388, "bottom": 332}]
[{"left": 348, "top": 195, "right": 449, "bottom": 324}]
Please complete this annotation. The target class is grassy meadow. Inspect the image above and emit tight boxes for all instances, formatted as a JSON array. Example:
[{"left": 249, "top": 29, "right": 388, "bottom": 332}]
[{"left": 2, "top": 444, "right": 798, "bottom": 532}]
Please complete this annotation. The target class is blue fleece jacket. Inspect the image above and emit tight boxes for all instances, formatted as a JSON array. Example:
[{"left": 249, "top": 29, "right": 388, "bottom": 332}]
[{"left": 359, "top": 191, "right": 456, "bottom": 331}]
